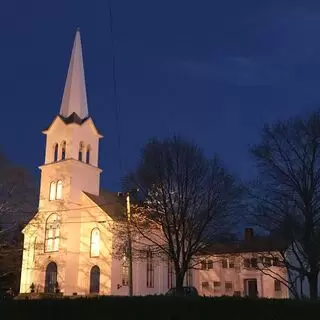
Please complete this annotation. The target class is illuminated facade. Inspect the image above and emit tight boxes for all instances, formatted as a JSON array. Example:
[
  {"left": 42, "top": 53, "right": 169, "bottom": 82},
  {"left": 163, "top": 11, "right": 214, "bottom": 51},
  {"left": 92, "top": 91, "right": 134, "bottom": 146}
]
[{"left": 19, "top": 31, "right": 289, "bottom": 298}]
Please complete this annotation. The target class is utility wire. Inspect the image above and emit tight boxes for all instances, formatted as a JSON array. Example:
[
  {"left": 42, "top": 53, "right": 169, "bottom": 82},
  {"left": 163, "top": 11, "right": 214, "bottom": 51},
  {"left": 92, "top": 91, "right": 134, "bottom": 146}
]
[
  {"left": 0, "top": 199, "right": 124, "bottom": 215},
  {"left": 107, "top": 0, "right": 124, "bottom": 177}
]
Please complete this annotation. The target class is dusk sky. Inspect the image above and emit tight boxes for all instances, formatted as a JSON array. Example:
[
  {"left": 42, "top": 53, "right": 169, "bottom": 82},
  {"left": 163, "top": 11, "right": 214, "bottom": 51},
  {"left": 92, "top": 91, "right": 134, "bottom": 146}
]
[{"left": 1, "top": 1, "right": 320, "bottom": 191}]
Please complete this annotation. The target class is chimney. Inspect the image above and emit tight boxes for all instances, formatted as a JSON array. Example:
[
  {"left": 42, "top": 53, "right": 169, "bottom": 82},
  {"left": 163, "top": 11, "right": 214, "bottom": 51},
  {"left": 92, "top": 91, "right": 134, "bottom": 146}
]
[{"left": 244, "top": 228, "right": 254, "bottom": 241}]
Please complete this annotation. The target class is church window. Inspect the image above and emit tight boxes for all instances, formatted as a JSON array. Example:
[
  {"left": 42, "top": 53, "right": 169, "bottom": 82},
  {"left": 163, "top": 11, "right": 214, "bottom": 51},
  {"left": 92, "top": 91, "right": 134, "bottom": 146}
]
[
  {"left": 274, "top": 279, "right": 281, "bottom": 292},
  {"left": 61, "top": 141, "right": 66, "bottom": 160},
  {"left": 146, "top": 248, "right": 154, "bottom": 288},
  {"left": 53, "top": 143, "right": 58, "bottom": 162},
  {"left": 86, "top": 145, "right": 91, "bottom": 164},
  {"left": 45, "top": 213, "right": 60, "bottom": 252},
  {"left": 90, "top": 228, "right": 100, "bottom": 257},
  {"left": 122, "top": 259, "right": 129, "bottom": 286},
  {"left": 49, "top": 182, "right": 56, "bottom": 200},
  {"left": 78, "top": 142, "right": 84, "bottom": 161},
  {"left": 56, "top": 180, "right": 63, "bottom": 200},
  {"left": 49, "top": 180, "right": 63, "bottom": 200}
]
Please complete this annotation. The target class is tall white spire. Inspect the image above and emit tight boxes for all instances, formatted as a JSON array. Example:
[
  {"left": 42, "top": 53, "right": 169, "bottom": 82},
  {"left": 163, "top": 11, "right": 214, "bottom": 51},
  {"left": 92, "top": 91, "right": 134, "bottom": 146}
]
[{"left": 59, "top": 29, "right": 89, "bottom": 119}]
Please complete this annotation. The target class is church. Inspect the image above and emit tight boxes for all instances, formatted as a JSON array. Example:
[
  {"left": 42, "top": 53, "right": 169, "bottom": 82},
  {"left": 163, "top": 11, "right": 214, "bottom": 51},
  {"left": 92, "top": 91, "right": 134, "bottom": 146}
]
[{"left": 19, "top": 30, "right": 289, "bottom": 298}]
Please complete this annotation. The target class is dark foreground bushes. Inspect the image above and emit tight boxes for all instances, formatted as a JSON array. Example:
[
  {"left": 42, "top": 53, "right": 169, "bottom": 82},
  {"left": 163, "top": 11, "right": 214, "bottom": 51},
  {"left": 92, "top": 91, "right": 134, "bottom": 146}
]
[{"left": 1, "top": 296, "right": 320, "bottom": 320}]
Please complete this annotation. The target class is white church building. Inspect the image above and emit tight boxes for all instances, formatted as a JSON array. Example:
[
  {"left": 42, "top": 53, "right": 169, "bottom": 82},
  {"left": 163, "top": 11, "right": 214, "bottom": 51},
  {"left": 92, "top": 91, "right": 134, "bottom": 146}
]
[{"left": 19, "top": 31, "right": 289, "bottom": 298}]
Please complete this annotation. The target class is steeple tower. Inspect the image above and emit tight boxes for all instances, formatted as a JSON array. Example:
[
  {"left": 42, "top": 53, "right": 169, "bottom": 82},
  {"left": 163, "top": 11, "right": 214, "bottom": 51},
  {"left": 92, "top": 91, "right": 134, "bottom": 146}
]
[
  {"left": 39, "top": 30, "right": 102, "bottom": 207},
  {"left": 59, "top": 29, "right": 89, "bottom": 120}
]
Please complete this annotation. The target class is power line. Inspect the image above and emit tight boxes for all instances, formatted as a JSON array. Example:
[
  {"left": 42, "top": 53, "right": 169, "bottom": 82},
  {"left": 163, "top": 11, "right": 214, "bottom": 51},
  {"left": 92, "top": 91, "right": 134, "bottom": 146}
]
[
  {"left": 107, "top": 0, "right": 124, "bottom": 176},
  {"left": 0, "top": 199, "right": 124, "bottom": 215}
]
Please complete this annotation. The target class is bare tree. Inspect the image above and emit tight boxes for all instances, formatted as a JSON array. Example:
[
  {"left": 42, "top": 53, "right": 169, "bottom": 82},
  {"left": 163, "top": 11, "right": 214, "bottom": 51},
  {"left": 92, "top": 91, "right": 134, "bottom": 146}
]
[
  {"left": 124, "top": 136, "right": 243, "bottom": 293},
  {"left": 249, "top": 111, "right": 320, "bottom": 299},
  {"left": 0, "top": 150, "right": 37, "bottom": 293}
]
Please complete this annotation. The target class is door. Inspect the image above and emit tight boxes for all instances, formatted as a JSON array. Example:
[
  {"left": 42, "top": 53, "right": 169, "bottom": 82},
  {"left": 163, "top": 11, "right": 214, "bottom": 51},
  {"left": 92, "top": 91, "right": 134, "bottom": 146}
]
[
  {"left": 245, "top": 278, "right": 258, "bottom": 298},
  {"left": 45, "top": 262, "right": 57, "bottom": 293},
  {"left": 90, "top": 265, "right": 100, "bottom": 294}
]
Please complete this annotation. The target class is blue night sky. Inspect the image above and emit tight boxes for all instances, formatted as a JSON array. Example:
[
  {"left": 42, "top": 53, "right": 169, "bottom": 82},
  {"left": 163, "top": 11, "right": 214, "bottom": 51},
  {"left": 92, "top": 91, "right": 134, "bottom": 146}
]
[{"left": 1, "top": 0, "right": 320, "bottom": 191}]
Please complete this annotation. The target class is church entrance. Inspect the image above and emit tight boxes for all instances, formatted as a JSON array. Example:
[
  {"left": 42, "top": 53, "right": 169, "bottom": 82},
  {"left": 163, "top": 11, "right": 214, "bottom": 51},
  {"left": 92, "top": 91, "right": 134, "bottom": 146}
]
[
  {"left": 90, "top": 265, "right": 100, "bottom": 294},
  {"left": 244, "top": 278, "right": 258, "bottom": 298},
  {"left": 45, "top": 262, "right": 57, "bottom": 293}
]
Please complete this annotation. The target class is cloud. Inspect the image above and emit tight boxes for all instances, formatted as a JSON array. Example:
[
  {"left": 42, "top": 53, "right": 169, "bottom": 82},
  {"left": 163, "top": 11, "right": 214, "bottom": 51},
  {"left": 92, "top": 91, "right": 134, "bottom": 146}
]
[{"left": 178, "top": 56, "right": 287, "bottom": 87}]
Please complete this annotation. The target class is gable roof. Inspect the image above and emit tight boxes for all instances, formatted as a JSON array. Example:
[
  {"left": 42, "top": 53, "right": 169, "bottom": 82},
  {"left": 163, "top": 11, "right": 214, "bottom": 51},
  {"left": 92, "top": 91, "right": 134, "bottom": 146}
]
[
  {"left": 200, "top": 236, "right": 288, "bottom": 256},
  {"left": 84, "top": 190, "right": 126, "bottom": 221},
  {"left": 42, "top": 114, "right": 103, "bottom": 137}
]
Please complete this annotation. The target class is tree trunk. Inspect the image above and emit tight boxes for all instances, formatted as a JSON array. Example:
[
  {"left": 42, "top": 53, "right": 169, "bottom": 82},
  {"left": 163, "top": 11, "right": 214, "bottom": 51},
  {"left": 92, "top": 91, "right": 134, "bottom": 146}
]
[
  {"left": 175, "top": 272, "right": 185, "bottom": 295},
  {"left": 308, "top": 271, "right": 319, "bottom": 300}
]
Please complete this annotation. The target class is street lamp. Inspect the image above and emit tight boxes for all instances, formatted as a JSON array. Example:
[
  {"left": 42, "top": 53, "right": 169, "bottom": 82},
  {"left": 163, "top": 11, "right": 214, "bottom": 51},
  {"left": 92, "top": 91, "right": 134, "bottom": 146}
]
[{"left": 117, "top": 188, "right": 139, "bottom": 296}]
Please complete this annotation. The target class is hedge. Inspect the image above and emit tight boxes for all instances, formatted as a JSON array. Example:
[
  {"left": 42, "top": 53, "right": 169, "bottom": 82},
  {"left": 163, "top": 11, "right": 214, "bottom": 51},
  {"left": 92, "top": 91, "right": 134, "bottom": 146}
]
[{"left": 1, "top": 296, "right": 320, "bottom": 320}]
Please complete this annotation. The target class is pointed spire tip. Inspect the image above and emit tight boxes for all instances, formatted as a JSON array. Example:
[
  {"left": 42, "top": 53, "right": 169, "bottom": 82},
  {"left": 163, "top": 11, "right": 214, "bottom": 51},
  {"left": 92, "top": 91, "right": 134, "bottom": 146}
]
[{"left": 59, "top": 29, "right": 88, "bottom": 120}]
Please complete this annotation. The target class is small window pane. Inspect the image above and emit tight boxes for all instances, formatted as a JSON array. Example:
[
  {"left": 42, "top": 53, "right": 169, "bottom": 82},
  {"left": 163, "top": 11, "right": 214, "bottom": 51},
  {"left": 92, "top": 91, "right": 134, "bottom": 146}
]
[
  {"left": 56, "top": 181, "right": 63, "bottom": 200},
  {"left": 274, "top": 279, "right": 281, "bottom": 291},
  {"left": 49, "top": 182, "right": 56, "bottom": 200}
]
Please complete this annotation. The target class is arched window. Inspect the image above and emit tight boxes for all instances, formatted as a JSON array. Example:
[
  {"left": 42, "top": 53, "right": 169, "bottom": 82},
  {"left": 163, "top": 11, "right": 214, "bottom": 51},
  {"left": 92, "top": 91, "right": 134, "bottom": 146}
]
[
  {"left": 86, "top": 145, "right": 91, "bottom": 164},
  {"left": 45, "top": 262, "right": 57, "bottom": 293},
  {"left": 89, "top": 265, "right": 100, "bottom": 293},
  {"left": 53, "top": 143, "right": 58, "bottom": 162},
  {"left": 45, "top": 214, "right": 60, "bottom": 252},
  {"left": 78, "top": 142, "right": 84, "bottom": 161},
  {"left": 49, "top": 182, "right": 56, "bottom": 200},
  {"left": 61, "top": 141, "right": 66, "bottom": 160},
  {"left": 90, "top": 228, "right": 100, "bottom": 257},
  {"left": 56, "top": 180, "right": 63, "bottom": 200}
]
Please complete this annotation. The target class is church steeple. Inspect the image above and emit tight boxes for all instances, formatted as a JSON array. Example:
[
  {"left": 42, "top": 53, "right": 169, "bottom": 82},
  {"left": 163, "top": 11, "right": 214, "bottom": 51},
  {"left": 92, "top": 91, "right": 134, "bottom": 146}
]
[{"left": 59, "top": 29, "right": 89, "bottom": 120}]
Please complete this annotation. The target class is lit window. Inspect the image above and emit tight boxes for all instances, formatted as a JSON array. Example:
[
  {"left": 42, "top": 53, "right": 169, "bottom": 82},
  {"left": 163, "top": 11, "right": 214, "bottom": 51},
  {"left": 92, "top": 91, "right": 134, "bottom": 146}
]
[
  {"left": 56, "top": 180, "right": 63, "bottom": 200},
  {"left": 53, "top": 143, "right": 58, "bottom": 162},
  {"left": 86, "top": 145, "right": 91, "bottom": 164},
  {"left": 61, "top": 141, "right": 66, "bottom": 160},
  {"left": 90, "top": 228, "right": 100, "bottom": 257},
  {"left": 49, "top": 182, "right": 56, "bottom": 200},
  {"left": 49, "top": 181, "right": 63, "bottom": 200},
  {"left": 45, "top": 214, "right": 60, "bottom": 252}
]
